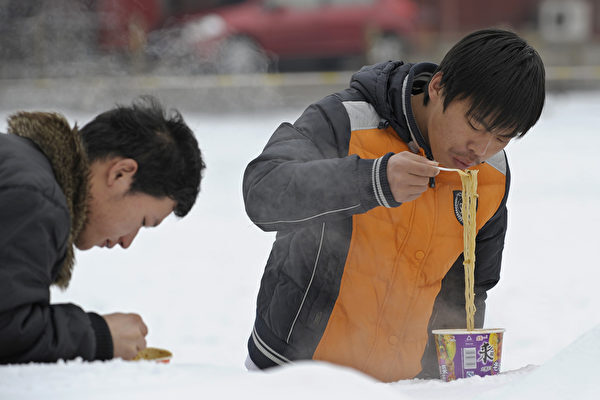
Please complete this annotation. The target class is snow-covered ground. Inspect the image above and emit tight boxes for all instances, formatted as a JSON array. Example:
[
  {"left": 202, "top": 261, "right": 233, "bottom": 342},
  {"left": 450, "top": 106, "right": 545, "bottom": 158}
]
[{"left": 1, "top": 91, "right": 599, "bottom": 399}]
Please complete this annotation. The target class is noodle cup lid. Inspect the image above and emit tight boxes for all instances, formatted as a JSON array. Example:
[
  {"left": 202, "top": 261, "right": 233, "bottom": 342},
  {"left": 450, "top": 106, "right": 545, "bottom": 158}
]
[
  {"left": 432, "top": 328, "right": 505, "bottom": 335},
  {"left": 133, "top": 347, "right": 172, "bottom": 363}
]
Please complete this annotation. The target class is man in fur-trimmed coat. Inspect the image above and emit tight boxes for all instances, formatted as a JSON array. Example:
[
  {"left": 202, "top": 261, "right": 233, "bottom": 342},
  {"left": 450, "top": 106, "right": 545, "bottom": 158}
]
[{"left": 0, "top": 96, "right": 205, "bottom": 363}]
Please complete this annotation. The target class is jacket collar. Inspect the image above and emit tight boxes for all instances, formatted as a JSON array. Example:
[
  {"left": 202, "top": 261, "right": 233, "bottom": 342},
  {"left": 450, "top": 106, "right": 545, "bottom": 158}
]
[
  {"left": 350, "top": 61, "right": 437, "bottom": 158},
  {"left": 400, "top": 62, "right": 437, "bottom": 160},
  {"left": 7, "top": 112, "right": 90, "bottom": 289}
]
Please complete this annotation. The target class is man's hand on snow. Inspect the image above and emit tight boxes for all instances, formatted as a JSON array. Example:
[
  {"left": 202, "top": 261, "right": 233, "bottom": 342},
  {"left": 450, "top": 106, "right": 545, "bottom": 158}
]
[{"left": 103, "top": 312, "right": 149, "bottom": 360}]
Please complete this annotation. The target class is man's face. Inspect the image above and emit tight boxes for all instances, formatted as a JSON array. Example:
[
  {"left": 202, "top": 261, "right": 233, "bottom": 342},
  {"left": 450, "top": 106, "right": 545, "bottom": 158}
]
[
  {"left": 424, "top": 74, "right": 513, "bottom": 169},
  {"left": 75, "top": 158, "right": 176, "bottom": 250}
]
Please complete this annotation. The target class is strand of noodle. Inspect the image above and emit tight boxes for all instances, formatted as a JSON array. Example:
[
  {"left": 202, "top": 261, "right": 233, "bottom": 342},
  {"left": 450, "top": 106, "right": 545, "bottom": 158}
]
[{"left": 458, "top": 169, "right": 478, "bottom": 331}]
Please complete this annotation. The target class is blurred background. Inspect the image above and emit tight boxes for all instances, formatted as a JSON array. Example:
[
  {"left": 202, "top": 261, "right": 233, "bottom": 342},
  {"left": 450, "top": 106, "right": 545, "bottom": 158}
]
[{"left": 1, "top": 0, "right": 600, "bottom": 111}]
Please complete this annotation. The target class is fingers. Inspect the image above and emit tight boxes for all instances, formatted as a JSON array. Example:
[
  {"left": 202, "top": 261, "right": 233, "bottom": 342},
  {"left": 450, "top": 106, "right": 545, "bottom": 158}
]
[
  {"left": 102, "top": 312, "right": 149, "bottom": 360},
  {"left": 400, "top": 152, "right": 440, "bottom": 178},
  {"left": 136, "top": 315, "right": 148, "bottom": 353},
  {"left": 139, "top": 319, "right": 149, "bottom": 337},
  {"left": 401, "top": 171, "right": 434, "bottom": 186},
  {"left": 136, "top": 336, "right": 148, "bottom": 354},
  {"left": 386, "top": 152, "right": 440, "bottom": 203},
  {"left": 121, "top": 336, "right": 147, "bottom": 360},
  {"left": 129, "top": 313, "right": 149, "bottom": 337}
]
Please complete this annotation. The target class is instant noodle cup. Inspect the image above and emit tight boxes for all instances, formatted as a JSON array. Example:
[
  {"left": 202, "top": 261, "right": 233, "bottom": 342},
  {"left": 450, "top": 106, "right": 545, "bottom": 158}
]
[
  {"left": 432, "top": 329, "right": 504, "bottom": 381},
  {"left": 133, "top": 347, "right": 172, "bottom": 364}
]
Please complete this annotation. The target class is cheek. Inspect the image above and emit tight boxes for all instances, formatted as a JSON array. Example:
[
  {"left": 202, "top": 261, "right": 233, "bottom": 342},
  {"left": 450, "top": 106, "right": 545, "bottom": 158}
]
[
  {"left": 76, "top": 216, "right": 103, "bottom": 249},
  {"left": 112, "top": 211, "right": 141, "bottom": 237},
  {"left": 431, "top": 125, "right": 457, "bottom": 152},
  {"left": 86, "top": 216, "right": 107, "bottom": 239},
  {"left": 87, "top": 208, "right": 125, "bottom": 239},
  {"left": 487, "top": 142, "right": 508, "bottom": 157},
  {"left": 431, "top": 114, "right": 460, "bottom": 146}
]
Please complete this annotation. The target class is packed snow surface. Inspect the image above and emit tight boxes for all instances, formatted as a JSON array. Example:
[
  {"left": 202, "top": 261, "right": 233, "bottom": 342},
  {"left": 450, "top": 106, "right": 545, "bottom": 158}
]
[{"left": 1, "top": 91, "right": 599, "bottom": 399}]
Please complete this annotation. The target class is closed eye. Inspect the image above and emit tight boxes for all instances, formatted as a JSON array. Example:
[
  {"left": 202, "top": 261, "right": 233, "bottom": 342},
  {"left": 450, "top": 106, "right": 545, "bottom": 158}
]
[{"left": 495, "top": 135, "right": 511, "bottom": 144}]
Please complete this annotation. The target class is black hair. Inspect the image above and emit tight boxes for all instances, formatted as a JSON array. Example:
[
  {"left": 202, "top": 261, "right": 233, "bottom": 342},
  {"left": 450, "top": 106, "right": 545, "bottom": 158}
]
[
  {"left": 424, "top": 28, "right": 545, "bottom": 138},
  {"left": 79, "top": 96, "right": 205, "bottom": 217}
]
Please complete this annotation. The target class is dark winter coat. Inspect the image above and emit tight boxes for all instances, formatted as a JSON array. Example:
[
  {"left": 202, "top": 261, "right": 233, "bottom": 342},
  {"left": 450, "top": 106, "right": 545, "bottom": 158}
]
[
  {"left": 243, "top": 62, "right": 509, "bottom": 381},
  {"left": 0, "top": 112, "right": 112, "bottom": 363}
]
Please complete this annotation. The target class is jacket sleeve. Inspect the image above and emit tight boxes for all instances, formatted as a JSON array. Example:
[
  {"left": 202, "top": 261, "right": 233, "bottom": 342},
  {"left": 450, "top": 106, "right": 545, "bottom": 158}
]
[
  {"left": 0, "top": 186, "right": 113, "bottom": 364},
  {"left": 243, "top": 95, "right": 400, "bottom": 232},
  {"left": 418, "top": 203, "right": 508, "bottom": 378}
]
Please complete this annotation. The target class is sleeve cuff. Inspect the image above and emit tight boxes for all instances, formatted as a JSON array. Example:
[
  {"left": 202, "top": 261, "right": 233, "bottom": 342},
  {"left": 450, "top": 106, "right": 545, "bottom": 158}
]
[
  {"left": 378, "top": 152, "right": 402, "bottom": 208},
  {"left": 358, "top": 152, "right": 402, "bottom": 210},
  {"left": 88, "top": 312, "right": 113, "bottom": 361}
]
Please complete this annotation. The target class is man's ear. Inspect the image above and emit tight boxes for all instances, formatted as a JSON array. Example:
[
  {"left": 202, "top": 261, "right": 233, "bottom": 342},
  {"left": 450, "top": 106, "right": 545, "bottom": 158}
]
[
  {"left": 428, "top": 72, "right": 444, "bottom": 103},
  {"left": 106, "top": 158, "right": 138, "bottom": 191}
]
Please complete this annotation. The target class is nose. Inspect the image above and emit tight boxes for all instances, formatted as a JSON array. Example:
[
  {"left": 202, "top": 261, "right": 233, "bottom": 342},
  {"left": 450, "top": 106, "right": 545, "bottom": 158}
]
[
  {"left": 468, "top": 134, "right": 493, "bottom": 157},
  {"left": 118, "top": 228, "right": 140, "bottom": 249}
]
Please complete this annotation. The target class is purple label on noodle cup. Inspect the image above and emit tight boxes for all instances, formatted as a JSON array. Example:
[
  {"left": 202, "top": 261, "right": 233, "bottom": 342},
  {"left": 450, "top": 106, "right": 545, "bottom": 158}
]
[{"left": 432, "top": 329, "right": 504, "bottom": 381}]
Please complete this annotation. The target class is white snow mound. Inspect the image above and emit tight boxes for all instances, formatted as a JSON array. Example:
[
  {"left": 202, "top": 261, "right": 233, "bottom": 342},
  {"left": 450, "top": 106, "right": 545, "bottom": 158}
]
[{"left": 481, "top": 323, "right": 600, "bottom": 400}]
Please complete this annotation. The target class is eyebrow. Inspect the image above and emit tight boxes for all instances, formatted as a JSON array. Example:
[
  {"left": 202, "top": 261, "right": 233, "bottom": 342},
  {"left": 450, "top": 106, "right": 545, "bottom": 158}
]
[
  {"left": 468, "top": 115, "right": 517, "bottom": 138},
  {"left": 468, "top": 112, "right": 520, "bottom": 138},
  {"left": 467, "top": 115, "right": 491, "bottom": 132},
  {"left": 479, "top": 120, "right": 492, "bottom": 132}
]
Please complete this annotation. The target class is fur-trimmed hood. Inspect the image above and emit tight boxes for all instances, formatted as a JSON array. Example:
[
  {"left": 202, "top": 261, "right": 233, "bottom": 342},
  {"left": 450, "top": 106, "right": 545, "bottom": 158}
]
[{"left": 7, "top": 112, "right": 90, "bottom": 288}]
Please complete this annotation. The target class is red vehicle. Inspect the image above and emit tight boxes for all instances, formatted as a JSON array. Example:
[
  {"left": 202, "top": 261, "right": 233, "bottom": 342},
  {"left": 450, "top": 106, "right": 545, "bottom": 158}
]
[
  {"left": 96, "top": 1, "right": 242, "bottom": 53},
  {"left": 147, "top": 0, "right": 418, "bottom": 73}
]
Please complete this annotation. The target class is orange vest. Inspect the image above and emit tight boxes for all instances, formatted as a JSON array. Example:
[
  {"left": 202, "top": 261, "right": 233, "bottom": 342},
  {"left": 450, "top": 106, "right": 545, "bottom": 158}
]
[{"left": 313, "top": 125, "right": 506, "bottom": 382}]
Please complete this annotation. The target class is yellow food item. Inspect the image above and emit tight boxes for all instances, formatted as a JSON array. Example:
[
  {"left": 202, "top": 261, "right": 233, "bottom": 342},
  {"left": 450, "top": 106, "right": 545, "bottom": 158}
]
[
  {"left": 458, "top": 169, "right": 478, "bottom": 331},
  {"left": 133, "top": 347, "right": 172, "bottom": 361}
]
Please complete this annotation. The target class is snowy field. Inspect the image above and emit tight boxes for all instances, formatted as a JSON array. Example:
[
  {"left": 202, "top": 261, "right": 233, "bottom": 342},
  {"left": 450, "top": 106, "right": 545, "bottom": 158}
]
[{"left": 1, "top": 91, "right": 599, "bottom": 399}]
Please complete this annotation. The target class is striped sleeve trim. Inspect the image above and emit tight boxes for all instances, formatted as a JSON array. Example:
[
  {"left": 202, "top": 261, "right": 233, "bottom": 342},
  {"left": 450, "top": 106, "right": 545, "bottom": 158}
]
[
  {"left": 372, "top": 156, "right": 390, "bottom": 208},
  {"left": 372, "top": 153, "right": 402, "bottom": 208},
  {"left": 251, "top": 327, "right": 293, "bottom": 366}
]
